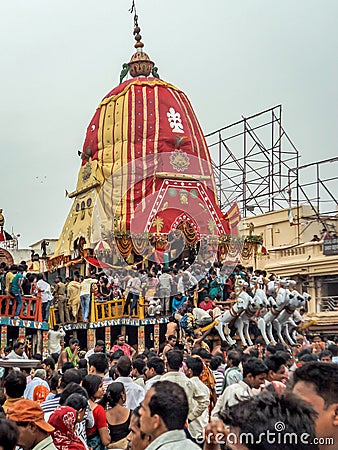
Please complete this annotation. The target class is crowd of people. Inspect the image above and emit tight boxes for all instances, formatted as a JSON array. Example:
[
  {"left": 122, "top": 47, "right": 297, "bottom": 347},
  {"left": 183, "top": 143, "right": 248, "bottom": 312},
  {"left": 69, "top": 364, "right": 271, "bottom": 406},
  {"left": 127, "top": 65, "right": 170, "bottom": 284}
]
[
  {"left": 0, "top": 260, "right": 299, "bottom": 326},
  {"left": 1, "top": 260, "right": 337, "bottom": 449},
  {"left": 0, "top": 330, "right": 337, "bottom": 450},
  {"left": 0, "top": 263, "right": 55, "bottom": 322}
]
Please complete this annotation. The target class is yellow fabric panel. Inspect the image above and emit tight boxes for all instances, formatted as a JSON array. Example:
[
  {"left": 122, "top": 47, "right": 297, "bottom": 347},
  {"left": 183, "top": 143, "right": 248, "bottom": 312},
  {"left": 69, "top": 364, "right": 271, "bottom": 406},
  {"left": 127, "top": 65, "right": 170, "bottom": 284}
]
[
  {"left": 110, "top": 96, "right": 124, "bottom": 226},
  {"left": 121, "top": 89, "right": 129, "bottom": 230},
  {"left": 102, "top": 104, "right": 113, "bottom": 179},
  {"left": 113, "top": 96, "right": 123, "bottom": 159}
]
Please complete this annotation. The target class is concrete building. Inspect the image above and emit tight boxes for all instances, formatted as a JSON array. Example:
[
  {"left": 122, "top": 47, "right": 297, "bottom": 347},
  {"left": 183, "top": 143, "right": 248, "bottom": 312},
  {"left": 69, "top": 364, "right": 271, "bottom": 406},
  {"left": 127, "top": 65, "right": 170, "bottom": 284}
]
[{"left": 0, "top": 238, "right": 58, "bottom": 272}]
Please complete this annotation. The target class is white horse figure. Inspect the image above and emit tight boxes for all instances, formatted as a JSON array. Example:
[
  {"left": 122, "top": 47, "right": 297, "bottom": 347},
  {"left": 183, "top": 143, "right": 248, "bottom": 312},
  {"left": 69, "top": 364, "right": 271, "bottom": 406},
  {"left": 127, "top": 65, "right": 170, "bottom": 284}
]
[
  {"left": 257, "top": 282, "right": 290, "bottom": 345},
  {"left": 214, "top": 290, "right": 251, "bottom": 345},
  {"left": 235, "top": 289, "right": 267, "bottom": 347},
  {"left": 284, "top": 292, "right": 311, "bottom": 345},
  {"left": 273, "top": 290, "right": 305, "bottom": 345}
]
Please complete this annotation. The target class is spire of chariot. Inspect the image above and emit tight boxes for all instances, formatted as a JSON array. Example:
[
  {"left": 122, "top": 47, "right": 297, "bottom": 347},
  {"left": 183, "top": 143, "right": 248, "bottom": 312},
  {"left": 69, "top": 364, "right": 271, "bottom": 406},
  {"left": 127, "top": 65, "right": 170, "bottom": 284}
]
[{"left": 120, "top": 1, "right": 159, "bottom": 83}]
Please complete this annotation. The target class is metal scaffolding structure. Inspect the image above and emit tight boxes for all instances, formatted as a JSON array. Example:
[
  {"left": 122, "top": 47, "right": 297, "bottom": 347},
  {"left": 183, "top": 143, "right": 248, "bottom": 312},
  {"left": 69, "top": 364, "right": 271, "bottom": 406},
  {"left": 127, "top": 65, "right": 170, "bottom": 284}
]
[
  {"left": 206, "top": 105, "right": 299, "bottom": 217},
  {"left": 288, "top": 157, "right": 338, "bottom": 222},
  {"left": 206, "top": 105, "right": 338, "bottom": 226}
]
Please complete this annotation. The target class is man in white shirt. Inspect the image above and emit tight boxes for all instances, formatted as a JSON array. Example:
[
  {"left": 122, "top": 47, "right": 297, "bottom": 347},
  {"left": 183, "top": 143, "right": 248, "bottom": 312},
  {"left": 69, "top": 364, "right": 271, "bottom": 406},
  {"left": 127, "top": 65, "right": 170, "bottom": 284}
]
[
  {"left": 80, "top": 276, "right": 96, "bottom": 322},
  {"left": 85, "top": 340, "right": 105, "bottom": 360},
  {"left": 211, "top": 357, "right": 268, "bottom": 420},
  {"left": 139, "top": 380, "right": 200, "bottom": 450},
  {"left": 177, "top": 272, "right": 198, "bottom": 296},
  {"left": 266, "top": 274, "right": 276, "bottom": 297},
  {"left": 7, "top": 341, "right": 28, "bottom": 360},
  {"left": 222, "top": 349, "right": 243, "bottom": 392},
  {"left": 161, "top": 350, "right": 199, "bottom": 422},
  {"left": 23, "top": 369, "right": 50, "bottom": 401},
  {"left": 184, "top": 357, "right": 210, "bottom": 440},
  {"left": 129, "top": 273, "right": 142, "bottom": 317},
  {"left": 114, "top": 356, "right": 145, "bottom": 409},
  {"left": 144, "top": 357, "right": 165, "bottom": 392},
  {"left": 36, "top": 273, "right": 52, "bottom": 322},
  {"left": 48, "top": 326, "right": 66, "bottom": 355},
  {"left": 132, "top": 359, "right": 146, "bottom": 390}
]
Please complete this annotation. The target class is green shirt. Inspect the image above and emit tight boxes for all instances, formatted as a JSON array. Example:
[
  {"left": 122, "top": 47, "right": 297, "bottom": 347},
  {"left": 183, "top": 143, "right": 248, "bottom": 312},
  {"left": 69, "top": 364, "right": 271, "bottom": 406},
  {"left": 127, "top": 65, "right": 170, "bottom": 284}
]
[
  {"left": 32, "top": 435, "right": 57, "bottom": 450},
  {"left": 11, "top": 273, "right": 23, "bottom": 294},
  {"left": 146, "top": 430, "right": 200, "bottom": 450},
  {"left": 66, "top": 346, "right": 79, "bottom": 367}
]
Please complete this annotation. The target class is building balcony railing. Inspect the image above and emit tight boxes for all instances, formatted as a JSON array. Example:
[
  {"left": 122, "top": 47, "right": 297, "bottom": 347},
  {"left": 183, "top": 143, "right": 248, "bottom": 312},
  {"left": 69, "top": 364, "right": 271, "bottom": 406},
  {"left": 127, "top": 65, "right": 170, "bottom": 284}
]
[
  {"left": 49, "top": 295, "right": 147, "bottom": 327},
  {"left": 0, "top": 295, "right": 43, "bottom": 322},
  {"left": 90, "top": 297, "right": 145, "bottom": 322},
  {"left": 319, "top": 296, "right": 338, "bottom": 312},
  {"left": 268, "top": 242, "right": 323, "bottom": 260}
]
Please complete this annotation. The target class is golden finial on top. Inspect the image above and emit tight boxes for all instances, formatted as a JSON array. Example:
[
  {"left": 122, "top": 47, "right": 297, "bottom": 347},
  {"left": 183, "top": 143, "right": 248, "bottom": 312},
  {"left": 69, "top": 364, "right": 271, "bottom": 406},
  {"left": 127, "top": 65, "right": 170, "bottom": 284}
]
[{"left": 119, "top": 1, "right": 159, "bottom": 83}]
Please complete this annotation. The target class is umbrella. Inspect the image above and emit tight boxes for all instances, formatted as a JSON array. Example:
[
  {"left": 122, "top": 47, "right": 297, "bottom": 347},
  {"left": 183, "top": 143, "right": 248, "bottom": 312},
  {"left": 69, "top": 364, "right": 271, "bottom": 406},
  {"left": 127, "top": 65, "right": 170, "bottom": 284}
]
[{"left": 94, "top": 240, "right": 111, "bottom": 252}]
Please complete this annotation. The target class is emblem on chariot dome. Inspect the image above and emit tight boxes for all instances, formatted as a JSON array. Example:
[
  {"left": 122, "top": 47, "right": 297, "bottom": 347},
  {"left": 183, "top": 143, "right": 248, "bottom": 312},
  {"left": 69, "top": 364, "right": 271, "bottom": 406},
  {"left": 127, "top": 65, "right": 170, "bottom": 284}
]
[
  {"left": 170, "top": 150, "right": 190, "bottom": 172},
  {"left": 167, "top": 107, "right": 184, "bottom": 133},
  {"left": 82, "top": 161, "right": 92, "bottom": 182}
]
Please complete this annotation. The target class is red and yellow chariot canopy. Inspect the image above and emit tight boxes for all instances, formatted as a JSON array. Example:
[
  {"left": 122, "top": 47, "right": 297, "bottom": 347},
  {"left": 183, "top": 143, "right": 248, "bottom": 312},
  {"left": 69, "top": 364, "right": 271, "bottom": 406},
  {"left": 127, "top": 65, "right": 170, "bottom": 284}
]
[{"left": 54, "top": 77, "right": 231, "bottom": 257}]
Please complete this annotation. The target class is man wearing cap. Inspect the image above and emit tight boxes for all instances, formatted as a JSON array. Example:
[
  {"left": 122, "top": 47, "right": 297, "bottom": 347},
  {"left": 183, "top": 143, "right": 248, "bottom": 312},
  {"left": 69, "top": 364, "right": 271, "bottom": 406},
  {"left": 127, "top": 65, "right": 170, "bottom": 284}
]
[{"left": 7, "top": 398, "right": 57, "bottom": 449}]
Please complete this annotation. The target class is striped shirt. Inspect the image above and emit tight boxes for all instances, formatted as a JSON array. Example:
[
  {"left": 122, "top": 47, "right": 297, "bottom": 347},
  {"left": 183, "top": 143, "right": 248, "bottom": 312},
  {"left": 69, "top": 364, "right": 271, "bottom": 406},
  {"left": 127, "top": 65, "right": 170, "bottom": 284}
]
[
  {"left": 212, "top": 369, "right": 224, "bottom": 397},
  {"left": 41, "top": 395, "right": 61, "bottom": 421}
]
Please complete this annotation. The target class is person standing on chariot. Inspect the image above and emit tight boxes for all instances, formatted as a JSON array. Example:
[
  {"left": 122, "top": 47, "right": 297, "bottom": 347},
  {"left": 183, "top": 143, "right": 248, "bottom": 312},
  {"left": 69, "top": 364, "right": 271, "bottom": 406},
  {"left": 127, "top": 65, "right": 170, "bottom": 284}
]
[
  {"left": 157, "top": 268, "right": 173, "bottom": 315},
  {"left": 53, "top": 277, "right": 70, "bottom": 324},
  {"left": 37, "top": 273, "right": 53, "bottom": 323},
  {"left": 67, "top": 273, "right": 81, "bottom": 322},
  {"left": 80, "top": 275, "right": 96, "bottom": 322},
  {"left": 11, "top": 264, "right": 25, "bottom": 319}
]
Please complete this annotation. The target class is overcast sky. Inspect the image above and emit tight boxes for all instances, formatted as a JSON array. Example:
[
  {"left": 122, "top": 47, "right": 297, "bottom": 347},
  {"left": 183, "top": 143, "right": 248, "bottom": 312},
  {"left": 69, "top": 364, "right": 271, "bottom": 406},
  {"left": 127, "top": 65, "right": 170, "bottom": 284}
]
[{"left": 1, "top": 0, "right": 337, "bottom": 247}]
